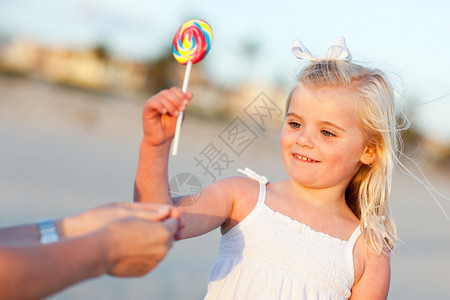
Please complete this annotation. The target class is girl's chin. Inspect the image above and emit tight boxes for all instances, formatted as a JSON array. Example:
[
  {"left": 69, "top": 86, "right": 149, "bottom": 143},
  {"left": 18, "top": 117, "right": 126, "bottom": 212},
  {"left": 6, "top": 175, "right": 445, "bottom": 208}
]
[{"left": 288, "top": 173, "right": 320, "bottom": 187}]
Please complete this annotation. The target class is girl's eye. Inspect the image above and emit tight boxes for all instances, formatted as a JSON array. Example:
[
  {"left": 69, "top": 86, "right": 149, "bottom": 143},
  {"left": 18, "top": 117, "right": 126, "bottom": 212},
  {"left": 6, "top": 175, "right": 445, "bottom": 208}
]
[
  {"left": 289, "top": 121, "right": 301, "bottom": 129},
  {"left": 321, "top": 130, "right": 336, "bottom": 137}
]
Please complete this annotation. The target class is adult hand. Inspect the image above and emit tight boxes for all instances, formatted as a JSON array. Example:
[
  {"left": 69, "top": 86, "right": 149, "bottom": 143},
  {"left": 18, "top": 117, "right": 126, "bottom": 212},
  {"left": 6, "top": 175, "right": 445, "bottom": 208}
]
[
  {"left": 59, "top": 202, "right": 183, "bottom": 240},
  {"left": 142, "top": 87, "right": 193, "bottom": 147},
  {"left": 102, "top": 217, "right": 179, "bottom": 277}
]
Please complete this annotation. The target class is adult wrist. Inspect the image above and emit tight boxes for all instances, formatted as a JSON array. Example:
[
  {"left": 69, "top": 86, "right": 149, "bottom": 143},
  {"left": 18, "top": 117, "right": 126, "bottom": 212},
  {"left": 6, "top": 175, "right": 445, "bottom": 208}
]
[
  {"left": 54, "top": 219, "right": 66, "bottom": 239},
  {"left": 99, "top": 223, "right": 121, "bottom": 274},
  {"left": 37, "top": 219, "right": 60, "bottom": 244},
  {"left": 86, "top": 227, "right": 112, "bottom": 277},
  {"left": 56, "top": 215, "right": 84, "bottom": 239}
]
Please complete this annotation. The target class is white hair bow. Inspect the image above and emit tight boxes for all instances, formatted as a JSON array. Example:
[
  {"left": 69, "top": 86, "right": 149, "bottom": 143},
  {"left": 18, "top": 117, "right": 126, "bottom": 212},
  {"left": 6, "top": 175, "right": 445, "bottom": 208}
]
[{"left": 292, "top": 36, "right": 352, "bottom": 61}]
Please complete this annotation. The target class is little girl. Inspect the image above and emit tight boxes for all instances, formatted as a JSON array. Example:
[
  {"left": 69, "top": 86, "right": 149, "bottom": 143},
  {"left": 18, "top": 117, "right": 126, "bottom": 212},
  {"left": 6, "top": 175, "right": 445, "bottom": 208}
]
[{"left": 134, "top": 38, "right": 399, "bottom": 299}]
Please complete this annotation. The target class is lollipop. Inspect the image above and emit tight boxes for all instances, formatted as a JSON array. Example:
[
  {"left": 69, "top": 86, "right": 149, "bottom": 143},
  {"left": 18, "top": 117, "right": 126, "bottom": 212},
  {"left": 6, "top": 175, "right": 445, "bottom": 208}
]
[
  {"left": 171, "top": 19, "right": 213, "bottom": 156},
  {"left": 172, "top": 19, "right": 212, "bottom": 65}
]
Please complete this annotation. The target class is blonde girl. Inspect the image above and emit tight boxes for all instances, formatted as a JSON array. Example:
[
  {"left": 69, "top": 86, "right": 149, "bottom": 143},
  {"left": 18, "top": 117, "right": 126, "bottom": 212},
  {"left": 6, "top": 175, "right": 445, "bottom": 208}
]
[{"left": 134, "top": 37, "right": 399, "bottom": 299}]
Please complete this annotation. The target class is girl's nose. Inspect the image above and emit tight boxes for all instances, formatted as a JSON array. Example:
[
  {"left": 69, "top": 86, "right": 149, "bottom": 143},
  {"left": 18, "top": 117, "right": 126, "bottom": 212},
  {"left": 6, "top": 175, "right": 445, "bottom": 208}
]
[{"left": 296, "top": 131, "right": 314, "bottom": 148}]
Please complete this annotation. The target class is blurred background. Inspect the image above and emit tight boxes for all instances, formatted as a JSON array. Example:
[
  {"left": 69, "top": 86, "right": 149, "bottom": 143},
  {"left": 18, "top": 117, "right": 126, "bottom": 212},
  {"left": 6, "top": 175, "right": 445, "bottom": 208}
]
[{"left": 0, "top": 0, "right": 449, "bottom": 299}]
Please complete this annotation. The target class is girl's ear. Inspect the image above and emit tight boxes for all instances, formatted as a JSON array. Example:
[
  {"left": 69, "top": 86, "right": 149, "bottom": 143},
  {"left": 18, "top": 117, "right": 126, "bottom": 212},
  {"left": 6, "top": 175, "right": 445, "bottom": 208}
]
[{"left": 360, "top": 146, "right": 376, "bottom": 165}]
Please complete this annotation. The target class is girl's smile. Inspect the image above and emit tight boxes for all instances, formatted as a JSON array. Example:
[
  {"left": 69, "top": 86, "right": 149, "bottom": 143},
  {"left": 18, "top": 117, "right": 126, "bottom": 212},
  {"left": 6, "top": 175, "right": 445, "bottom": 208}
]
[{"left": 292, "top": 152, "right": 320, "bottom": 163}]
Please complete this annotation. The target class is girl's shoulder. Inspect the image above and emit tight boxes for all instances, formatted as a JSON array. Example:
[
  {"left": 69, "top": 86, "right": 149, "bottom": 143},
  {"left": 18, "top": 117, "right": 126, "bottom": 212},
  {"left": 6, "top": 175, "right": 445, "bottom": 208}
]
[
  {"left": 215, "top": 176, "right": 262, "bottom": 233},
  {"left": 211, "top": 175, "right": 261, "bottom": 202}
]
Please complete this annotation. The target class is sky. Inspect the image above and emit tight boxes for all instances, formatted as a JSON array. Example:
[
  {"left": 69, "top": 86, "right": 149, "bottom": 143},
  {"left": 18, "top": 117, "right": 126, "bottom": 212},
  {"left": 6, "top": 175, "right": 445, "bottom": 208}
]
[{"left": 1, "top": 0, "right": 449, "bottom": 141}]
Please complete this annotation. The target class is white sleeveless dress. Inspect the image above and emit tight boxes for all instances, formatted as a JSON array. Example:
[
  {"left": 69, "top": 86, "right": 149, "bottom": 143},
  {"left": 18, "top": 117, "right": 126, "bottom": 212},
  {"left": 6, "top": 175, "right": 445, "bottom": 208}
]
[{"left": 205, "top": 168, "right": 361, "bottom": 300}]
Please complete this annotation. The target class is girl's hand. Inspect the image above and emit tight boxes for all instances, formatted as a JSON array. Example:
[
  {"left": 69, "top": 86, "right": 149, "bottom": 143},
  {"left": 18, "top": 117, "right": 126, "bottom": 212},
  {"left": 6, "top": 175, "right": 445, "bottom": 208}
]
[{"left": 142, "top": 87, "right": 193, "bottom": 147}]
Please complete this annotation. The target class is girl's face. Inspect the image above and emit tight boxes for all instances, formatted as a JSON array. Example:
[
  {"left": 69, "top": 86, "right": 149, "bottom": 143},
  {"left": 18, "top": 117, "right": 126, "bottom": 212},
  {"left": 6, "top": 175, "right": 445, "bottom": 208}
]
[{"left": 280, "top": 83, "right": 374, "bottom": 190}]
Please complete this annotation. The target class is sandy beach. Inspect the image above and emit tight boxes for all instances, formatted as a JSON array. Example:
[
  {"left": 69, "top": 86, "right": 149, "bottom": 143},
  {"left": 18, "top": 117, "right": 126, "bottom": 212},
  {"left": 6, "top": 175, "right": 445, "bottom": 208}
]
[{"left": 1, "top": 75, "right": 449, "bottom": 299}]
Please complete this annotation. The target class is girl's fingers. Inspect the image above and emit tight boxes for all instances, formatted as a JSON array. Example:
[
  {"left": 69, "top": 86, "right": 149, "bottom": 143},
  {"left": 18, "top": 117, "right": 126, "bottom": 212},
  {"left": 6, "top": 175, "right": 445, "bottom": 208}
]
[
  {"left": 169, "top": 87, "right": 191, "bottom": 104},
  {"left": 185, "top": 91, "right": 194, "bottom": 101},
  {"left": 161, "top": 89, "right": 187, "bottom": 114},
  {"left": 146, "top": 95, "right": 179, "bottom": 117},
  {"left": 145, "top": 88, "right": 193, "bottom": 117},
  {"left": 146, "top": 99, "right": 168, "bottom": 115},
  {"left": 160, "top": 98, "right": 179, "bottom": 117},
  {"left": 165, "top": 87, "right": 193, "bottom": 109}
]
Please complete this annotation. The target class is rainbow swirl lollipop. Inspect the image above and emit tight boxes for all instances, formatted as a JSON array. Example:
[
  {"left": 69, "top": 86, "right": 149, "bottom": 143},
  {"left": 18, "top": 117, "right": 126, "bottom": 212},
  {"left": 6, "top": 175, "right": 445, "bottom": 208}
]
[
  {"left": 171, "top": 19, "right": 213, "bottom": 156},
  {"left": 172, "top": 19, "right": 212, "bottom": 65}
]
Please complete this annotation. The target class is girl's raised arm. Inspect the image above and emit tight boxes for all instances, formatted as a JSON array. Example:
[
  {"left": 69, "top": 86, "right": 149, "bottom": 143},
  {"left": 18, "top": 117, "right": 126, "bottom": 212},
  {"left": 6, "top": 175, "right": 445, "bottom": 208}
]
[
  {"left": 133, "top": 88, "right": 246, "bottom": 239},
  {"left": 134, "top": 87, "right": 191, "bottom": 205}
]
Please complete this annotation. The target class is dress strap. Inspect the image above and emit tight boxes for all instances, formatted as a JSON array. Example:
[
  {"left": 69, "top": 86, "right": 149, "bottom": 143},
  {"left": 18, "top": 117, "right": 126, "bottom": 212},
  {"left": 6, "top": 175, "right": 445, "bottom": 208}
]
[
  {"left": 237, "top": 168, "right": 268, "bottom": 206},
  {"left": 346, "top": 225, "right": 362, "bottom": 284},
  {"left": 237, "top": 168, "right": 268, "bottom": 184},
  {"left": 348, "top": 225, "right": 361, "bottom": 245}
]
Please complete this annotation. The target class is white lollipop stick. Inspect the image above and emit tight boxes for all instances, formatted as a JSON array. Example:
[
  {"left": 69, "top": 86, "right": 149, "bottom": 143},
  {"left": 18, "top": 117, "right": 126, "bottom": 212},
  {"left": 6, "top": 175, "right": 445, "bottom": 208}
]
[{"left": 172, "top": 60, "right": 192, "bottom": 156}]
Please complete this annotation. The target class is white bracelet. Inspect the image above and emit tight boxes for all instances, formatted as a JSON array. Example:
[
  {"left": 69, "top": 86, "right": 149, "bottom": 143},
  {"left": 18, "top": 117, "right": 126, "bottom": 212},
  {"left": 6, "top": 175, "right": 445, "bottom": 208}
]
[{"left": 37, "top": 219, "right": 60, "bottom": 244}]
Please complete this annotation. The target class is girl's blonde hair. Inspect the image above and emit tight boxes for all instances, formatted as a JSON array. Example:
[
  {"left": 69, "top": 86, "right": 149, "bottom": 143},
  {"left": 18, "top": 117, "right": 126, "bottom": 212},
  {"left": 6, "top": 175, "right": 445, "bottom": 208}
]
[{"left": 287, "top": 60, "right": 400, "bottom": 255}]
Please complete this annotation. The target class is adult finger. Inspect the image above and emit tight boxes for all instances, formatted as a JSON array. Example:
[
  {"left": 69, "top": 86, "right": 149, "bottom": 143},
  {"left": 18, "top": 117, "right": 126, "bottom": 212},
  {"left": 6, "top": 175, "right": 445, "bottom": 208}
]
[
  {"left": 119, "top": 202, "right": 169, "bottom": 209},
  {"left": 115, "top": 203, "right": 173, "bottom": 221},
  {"left": 162, "top": 218, "right": 179, "bottom": 237},
  {"left": 167, "top": 205, "right": 181, "bottom": 219},
  {"left": 133, "top": 206, "right": 172, "bottom": 221}
]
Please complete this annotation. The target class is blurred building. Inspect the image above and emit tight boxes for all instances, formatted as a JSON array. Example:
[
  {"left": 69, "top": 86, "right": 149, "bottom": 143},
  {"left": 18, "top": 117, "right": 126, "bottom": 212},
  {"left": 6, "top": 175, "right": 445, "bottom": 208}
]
[{"left": 0, "top": 38, "right": 148, "bottom": 91}]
